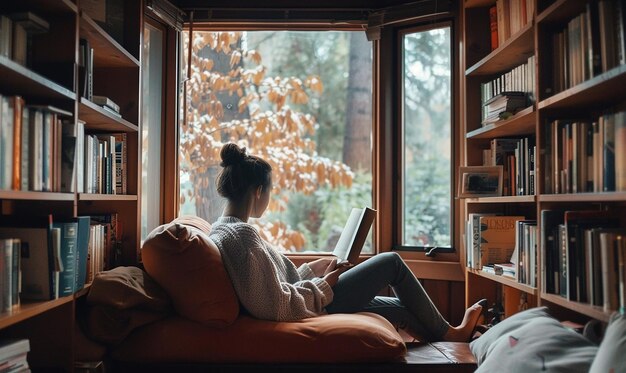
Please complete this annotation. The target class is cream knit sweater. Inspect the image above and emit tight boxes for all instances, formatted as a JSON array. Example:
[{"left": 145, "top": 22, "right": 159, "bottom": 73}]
[{"left": 209, "top": 216, "right": 334, "bottom": 321}]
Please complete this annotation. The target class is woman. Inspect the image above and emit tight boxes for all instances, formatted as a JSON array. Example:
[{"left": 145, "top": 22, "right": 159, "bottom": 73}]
[{"left": 209, "top": 143, "right": 485, "bottom": 342}]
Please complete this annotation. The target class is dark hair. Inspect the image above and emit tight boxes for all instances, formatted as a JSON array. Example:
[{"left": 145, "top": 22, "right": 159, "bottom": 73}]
[{"left": 216, "top": 143, "right": 272, "bottom": 202}]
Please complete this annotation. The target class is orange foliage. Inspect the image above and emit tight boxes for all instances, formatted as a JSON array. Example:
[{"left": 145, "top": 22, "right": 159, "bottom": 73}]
[{"left": 180, "top": 31, "right": 353, "bottom": 251}]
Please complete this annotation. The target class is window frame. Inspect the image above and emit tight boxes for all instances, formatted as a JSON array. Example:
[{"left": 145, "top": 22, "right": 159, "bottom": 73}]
[{"left": 176, "top": 23, "right": 380, "bottom": 259}]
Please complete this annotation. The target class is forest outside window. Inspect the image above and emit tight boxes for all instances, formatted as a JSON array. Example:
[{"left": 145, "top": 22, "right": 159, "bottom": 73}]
[
  {"left": 400, "top": 24, "right": 453, "bottom": 250},
  {"left": 179, "top": 30, "right": 373, "bottom": 254}
]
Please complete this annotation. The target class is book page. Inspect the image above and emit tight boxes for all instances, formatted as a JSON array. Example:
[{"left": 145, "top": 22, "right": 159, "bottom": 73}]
[{"left": 332, "top": 208, "right": 363, "bottom": 262}]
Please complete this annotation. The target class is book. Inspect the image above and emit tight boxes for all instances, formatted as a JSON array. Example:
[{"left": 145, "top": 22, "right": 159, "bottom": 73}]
[
  {"left": 468, "top": 213, "right": 496, "bottom": 270},
  {"left": 113, "top": 133, "right": 127, "bottom": 194},
  {"left": 478, "top": 215, "right": 525, "bottom": 267},
  {"left": 0, "top": 339, "right": 30, "bottom": 365},
  {"left": 332, "top": 207, "right": 376, "bottom": 265},
  {"left": 541, "top": 210, "right": 565, "bottom": 295},
  {"left": 52, "top": 220, "right": 78, "bottom": 297},
  {"left": 490, "top": 5, "right": 498, "bottom": 51},
  {"left": 0, "top": 222, "right": 56, "bottom": 300},
  {"left": 75, "top": 216, "right": 91, "bottom": 290},
  {"left": 0, "top": 240, "right": 11, "bottom": 312},
  {"left": 0, "top": 96, "right": 14, "bottom": 190},
  {"left": 564, "top": 210, "right": 619, "bottom": 302},
  {"left": 92, "top": 96, "right": 120, "bottom": 113},
  {"left": 10, "top": 96, "right": 24, "bottom": 191},
  {"left": 0, "top": 16, "right": 12, "bottom": 58}
]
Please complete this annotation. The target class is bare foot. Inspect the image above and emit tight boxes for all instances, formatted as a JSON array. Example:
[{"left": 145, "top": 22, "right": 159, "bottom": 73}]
[{"left": 442, "top": 299, "right": 487, "bottom": 342}]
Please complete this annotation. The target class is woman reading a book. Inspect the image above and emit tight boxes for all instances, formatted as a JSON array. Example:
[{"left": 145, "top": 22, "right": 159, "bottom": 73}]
[{"left": 209, "top": 143, "right": 486, "bottom": 342}]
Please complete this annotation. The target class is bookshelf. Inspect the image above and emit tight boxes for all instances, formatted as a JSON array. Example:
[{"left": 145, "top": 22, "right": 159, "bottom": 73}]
[
  {"left": 461, "top": 0, "right": 626, "bottom": 323},
  {"left": 0, "top": 0, "right": 143, "bottom": 370}
]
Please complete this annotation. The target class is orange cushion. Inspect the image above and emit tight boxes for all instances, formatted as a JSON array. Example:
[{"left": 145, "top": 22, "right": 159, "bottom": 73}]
[
  {"left": 141, "top": 216, "right": 239, "bottom": 327},
  {"left": 112, "top": 313, "right": 407, "bottom": 363}
]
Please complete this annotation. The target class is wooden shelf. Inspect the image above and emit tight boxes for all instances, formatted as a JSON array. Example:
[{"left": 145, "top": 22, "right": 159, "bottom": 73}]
[
  {"left": 468, "top": 269, "right": 538, "bottom": 295},
  {"left": 79, "top": 12, "right": 140, "bottom": 68},
  {"left": 541, "top": 293, "right": 612, "bottom": 322},
  {"left": 0, "top": 56, "right": 75, "bottom": 102},
  {"left": 78, "top": 194, "right": 138, "bottom": 201},
  {"left": 538, "top": 64, "right": 626, "bottom": 111},
  {"left": 536, "top": 0, "right": 588, "bottom": 25},
  {"left": 0, "top": 191, "right": 75, "bottom": 201},
  {"left": 463, "top": 195, "right": 536, "bottom": 203},
  {"left": 1, "top": 0, "right": 78, "bottom": 14},
  {"left": 467, "top": 106, "right": 536, "bottom": 139},
  {"left": 464, "top": 0, "right": 494, "bottom": 8},
  {"left": 79, "top": 98, "right": 138, "bottom": 132},
  {"left": 0, "top": 296, "right": 74, "bottom": 330},
  {"left": 466, "top": 22, "right": 534, "bottom": 76},
  {"left": 539, "top": 192, "right": 626, "bottom": 203}
]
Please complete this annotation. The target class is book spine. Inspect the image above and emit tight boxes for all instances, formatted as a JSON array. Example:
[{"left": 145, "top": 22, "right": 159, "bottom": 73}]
[
  {"left": 11, "top": 96, "right": 23, "bottom": 190},
  {"left": 1, "top": 239, "right": 12, "bottom": 312},
  {"left": 52, "top": 221, "right": 77, "bottom": 297},
  {"left": 603, "top": 113, "right": 615, "bottom": 191},
  {"left": 1, "top": 96, "right": 14, "bottom": 190},
  {"left": 11, "top": 239, "right": 19, "bottom": 308},
  {"left": 490, "top": 5, "right": 499, "bottom": 51}
]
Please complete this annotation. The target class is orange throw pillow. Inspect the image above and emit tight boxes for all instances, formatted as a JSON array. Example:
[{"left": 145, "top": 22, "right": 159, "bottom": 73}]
[{"left": 141, "top": 216, "right": 239, "bottom": 327}]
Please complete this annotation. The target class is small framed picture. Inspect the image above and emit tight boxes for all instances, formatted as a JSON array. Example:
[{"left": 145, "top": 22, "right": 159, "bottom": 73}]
[{"left": 459, "top": 166, "right": 503, "bottom": 198}]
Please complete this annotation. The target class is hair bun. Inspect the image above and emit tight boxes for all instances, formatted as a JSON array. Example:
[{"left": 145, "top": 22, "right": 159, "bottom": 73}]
[{"left": 220, "top": 143, "right": 247, "bottom": 167}]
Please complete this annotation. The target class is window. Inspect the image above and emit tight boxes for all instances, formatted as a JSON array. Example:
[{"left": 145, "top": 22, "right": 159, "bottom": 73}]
[
  {"left": 180, "top": 30, "right": 373, "bottom": 253},
  {"left": 141, "top": 22, "right": 165, "bottom": 241},
  {"left": 400, "top": 25, "right": 453, "bottom": 249}
]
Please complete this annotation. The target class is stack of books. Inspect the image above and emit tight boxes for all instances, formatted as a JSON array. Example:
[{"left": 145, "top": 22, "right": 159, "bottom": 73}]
[
  {"left": 92, "top": 96, "right": 122, "bottom": 118},
  {"left": 482, "top": 91, "right": 527, "bottom": 124},
  {"left": 0, "top": 339, "right": 29, "bottom": 372}
]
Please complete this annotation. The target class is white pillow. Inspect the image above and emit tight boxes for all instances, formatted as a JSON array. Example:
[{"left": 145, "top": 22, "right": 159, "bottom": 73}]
[
  {"left": 589, "top": 312, "right": 626, "bottom": 373},
  {"left": 475, "top": 316, "right": 597, "bottom": 373},
  {"left": 470, "top": 306, "right": 551, "bottom": 364}
]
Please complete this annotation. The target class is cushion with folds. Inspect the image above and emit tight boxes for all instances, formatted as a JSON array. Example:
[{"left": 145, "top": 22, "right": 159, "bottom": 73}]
[
  {"left": 112, "top": 312, "right": 407, "bottom": 363},
  {"left": 589, "top": 312, "right": 626, "bottom": 373},
  {"left": 470, "top": 306, "right": 551, "bottom": 365},
  {"left": 141, "top": 216, "right": 239, "bottom": 327},
  {"left": 474, "top": 314, "right": 597, "bottom": 373}
]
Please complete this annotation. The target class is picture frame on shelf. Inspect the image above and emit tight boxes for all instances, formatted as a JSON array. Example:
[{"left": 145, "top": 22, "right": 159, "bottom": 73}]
[{"left": 459, "top": 166, "right": 503, "bottom": 198}]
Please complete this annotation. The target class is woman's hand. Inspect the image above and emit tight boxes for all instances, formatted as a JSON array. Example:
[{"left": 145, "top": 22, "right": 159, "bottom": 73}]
[
  {"left": 322, "top": 265, "right": 352, "bottom": 287},
  {"left": 307, "top": 257, "right": 339, "bottom": 277}
]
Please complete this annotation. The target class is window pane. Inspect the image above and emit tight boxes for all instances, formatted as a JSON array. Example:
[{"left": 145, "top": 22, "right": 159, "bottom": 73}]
[
  {"left": 402, "top": 27, "right": 452, "bottom": 248},
  {"left": 141, "top": 24, "right": 163, "bottom": 242},
  {"left": 180, "top": 31, "right": 373, "bottom": 253}
]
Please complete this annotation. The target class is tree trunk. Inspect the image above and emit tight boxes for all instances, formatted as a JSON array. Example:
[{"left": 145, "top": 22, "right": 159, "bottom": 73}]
[{"left": 343, "top": 33, "right": 372, "bottom": 172}]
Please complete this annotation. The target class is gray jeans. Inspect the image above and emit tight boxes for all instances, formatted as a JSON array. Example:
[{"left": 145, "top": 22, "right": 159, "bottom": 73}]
[{"left": 325, "top": 252, "right": 450, "bottom": 341}]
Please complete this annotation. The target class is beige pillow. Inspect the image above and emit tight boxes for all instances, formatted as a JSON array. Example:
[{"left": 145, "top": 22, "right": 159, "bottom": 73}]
[{"left": 142, "top": 216, "right": 239, "bottom": 327}]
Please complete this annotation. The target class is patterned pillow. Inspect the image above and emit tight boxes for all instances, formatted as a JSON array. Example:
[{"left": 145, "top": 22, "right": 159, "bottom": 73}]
[
  {"left": 589, "top": 312, "right": 626, "bottom": 373},
  {"left": 475, "top": 316, "right": 597, "bottom": 373},
  {"left": 470, "top": 306, "right": 551, "bottom": 364}
]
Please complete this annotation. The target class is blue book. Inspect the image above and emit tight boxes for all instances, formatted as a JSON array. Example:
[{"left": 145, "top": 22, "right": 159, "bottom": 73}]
[
  {"left": 75, "top": 216, "right": 90, "bottom": 290},
  {"left": 52, "top": 220, "right": 77, "bottom": 297}
]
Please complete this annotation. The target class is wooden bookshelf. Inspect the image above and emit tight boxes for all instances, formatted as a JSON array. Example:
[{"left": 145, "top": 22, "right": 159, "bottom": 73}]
[
  {"left": 79, "top": 12, "right": 140, "bottom": 68},
  {"left": 0, "top": 0, "right": 143, "bottom": 370},
  {"left": 463, "top": 195, "right": 536, "bottom": 203},
  {"left": 466, "top": 106, "right": 535, "bottom": 139},
  {"left": 537, "top": 64, "right": 626, "bottom": 111},
  {"left": 78, "top": 194, "right": 138, "bottom": 201},
  {"left": 79, "top": 98, "right": 139, "bottom": 132},
  {"left": 0, "top": 56, "right": 76, "bottom": 102},
  {"left": 0, "top": 191, "right": 75, "bottom": 201},
  {"left": 466, "top": 22, "right": 534, "bottom": 76},
  {"left": 0, "top": 297, "right": 74, "bottom": 330},
  {"left": 468, "top": 269, "right": 538, "bottom": 295},
  {"left": 461, "top": 0, "right": 626, "bottom": 323},
  {"left": 541, "top": 293, "right": 612, "bottom": 323}
]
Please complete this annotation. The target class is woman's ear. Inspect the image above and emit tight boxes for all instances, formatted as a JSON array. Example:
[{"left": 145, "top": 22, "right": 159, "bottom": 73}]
[{"left": 256, "top": 185, "right": 263, "bottom": 199}]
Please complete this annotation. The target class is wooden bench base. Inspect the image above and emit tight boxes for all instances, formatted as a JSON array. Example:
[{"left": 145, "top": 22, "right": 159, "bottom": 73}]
[{"left": 109, "top": 342, "right": 477, "bottom": 373}]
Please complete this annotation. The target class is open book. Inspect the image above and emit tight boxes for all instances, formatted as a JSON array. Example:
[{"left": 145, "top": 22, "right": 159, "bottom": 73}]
[{"left": 332, "top": 207, "right": 376, "bottom": 265}]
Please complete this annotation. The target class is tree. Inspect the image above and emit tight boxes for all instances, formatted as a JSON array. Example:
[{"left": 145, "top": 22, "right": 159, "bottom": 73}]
[
  {"left": 343, "top": 32, "right": 372, "bottom": 172},
  {"left": 180, "top": 31, "right": 355, "bottom": 251}
]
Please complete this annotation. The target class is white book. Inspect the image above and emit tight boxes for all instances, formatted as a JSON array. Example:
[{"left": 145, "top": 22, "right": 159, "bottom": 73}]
[
  {"left": 331, "top": 207, "right": 376, "bottom": 265},
  {"left": 0, "top": 239, "right": 12, "bottom": 312},
  {"left": 28, "top": 108, "right": 43, "bottom": 191},
  {"left": 1, "top": 96, "right": 14, "bottom": 190}
]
